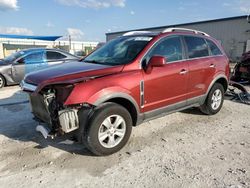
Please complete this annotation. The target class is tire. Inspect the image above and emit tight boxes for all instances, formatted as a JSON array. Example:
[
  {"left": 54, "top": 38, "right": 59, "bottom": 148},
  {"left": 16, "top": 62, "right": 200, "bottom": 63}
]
[
  {"left": 83, "top": 102, "right": 132, "bottom": 156},
  {"left": 0, "top": 75, "right": 5, "bottom": 88},
  {"left": 200, "top": 83, "right": 225, "bottom": 115}
]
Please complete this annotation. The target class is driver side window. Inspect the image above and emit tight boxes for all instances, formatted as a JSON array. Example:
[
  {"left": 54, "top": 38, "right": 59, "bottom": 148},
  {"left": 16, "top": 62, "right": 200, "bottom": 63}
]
[
  {"left": 20, "top": 51, "right": 45, "bottom": 64},
  {"left": 144, "top": 36, "right": 183, "bottom": 64}
]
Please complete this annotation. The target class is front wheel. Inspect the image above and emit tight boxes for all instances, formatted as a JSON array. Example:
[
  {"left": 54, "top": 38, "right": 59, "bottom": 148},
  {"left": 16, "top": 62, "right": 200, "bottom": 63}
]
[
  {"left": 84, "top": 102, "right": 132, "bottom": 156},
  {"left": 0, "top": 75, "right": 5, "bottom": 88},
  {"left": 200, "top": 83, "right": 225, "bottom": 115}
]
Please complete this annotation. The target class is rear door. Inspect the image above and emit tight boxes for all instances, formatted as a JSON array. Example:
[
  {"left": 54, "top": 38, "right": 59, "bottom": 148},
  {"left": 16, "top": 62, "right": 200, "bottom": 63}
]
[
  {"left": 183, "top": 36, "right": 215, "bottom": 101},
  {"left": 142, "top": 36, "right": 189, "bottom": 112}
]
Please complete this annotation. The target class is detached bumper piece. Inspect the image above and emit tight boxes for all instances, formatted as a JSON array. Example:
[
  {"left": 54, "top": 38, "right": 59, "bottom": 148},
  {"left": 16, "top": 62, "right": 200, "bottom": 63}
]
[{"left": 36, "top": 125, "right": 51, "bottom": 139}]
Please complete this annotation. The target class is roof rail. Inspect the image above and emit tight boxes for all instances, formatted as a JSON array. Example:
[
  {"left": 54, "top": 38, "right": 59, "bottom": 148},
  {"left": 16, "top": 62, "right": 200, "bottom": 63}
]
[
  {"left": 162, "top": 27, "right": 210, "bottom": 36},
  {"left": 123, "top": 31, "right": 152, "bottom": 36}
]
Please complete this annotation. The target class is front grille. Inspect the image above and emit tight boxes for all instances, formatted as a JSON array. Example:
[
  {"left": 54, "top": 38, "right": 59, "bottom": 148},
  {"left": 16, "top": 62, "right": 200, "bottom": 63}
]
[{"left": 29, "top": 94, "right": 52, "bottom": 125}]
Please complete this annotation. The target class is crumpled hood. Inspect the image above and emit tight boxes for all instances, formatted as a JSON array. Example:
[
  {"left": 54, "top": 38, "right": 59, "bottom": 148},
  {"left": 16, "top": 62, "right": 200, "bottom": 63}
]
[{"left": 24, "top": 61, "right": 124, "bottom": 87}]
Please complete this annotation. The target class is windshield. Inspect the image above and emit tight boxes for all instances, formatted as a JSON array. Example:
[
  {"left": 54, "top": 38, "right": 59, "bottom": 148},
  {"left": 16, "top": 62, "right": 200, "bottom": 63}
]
[
  {"left": 4, "top": 51, "right": 25, "bottom": 63},
  {"left": 84, "top": 36, "right": 153, "bottom": 65}
]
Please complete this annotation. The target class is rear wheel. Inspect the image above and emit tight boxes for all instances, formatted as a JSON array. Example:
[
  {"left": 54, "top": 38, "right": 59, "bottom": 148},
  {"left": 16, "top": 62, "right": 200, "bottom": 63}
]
[
  {"left": 200, "top": 83, "right": 225, "bottom": 115},
  {"left": 83, "top": 102, "right": 132, "bottom": 156},
  {"left": 0, "top": 75, "right": 5, "bottom": 88}
]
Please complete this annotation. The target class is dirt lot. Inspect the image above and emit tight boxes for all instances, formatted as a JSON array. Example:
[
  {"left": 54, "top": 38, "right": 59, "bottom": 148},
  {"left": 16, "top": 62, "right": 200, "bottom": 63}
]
[{"left": 0, "top": 86, "right": 249, "bottom": 188}]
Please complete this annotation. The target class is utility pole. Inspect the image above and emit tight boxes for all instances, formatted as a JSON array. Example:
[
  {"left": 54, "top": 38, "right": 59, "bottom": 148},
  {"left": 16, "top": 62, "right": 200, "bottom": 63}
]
[{"left": 69, "top": 35, "right": 71, "bottom": 52}]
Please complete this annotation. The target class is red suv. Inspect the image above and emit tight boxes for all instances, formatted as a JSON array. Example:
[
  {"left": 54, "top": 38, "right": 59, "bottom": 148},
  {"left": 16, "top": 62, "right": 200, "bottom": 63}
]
[{"left": 21, "top": 28, "right": 230, "bottom": 155}]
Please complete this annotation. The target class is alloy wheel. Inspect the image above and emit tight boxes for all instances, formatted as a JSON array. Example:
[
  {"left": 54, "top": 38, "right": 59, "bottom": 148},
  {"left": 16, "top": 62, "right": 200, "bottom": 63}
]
[
  {"left": 211, "top": 89, "right": 222, "bottom": 110},
  {"left": 98, "top": 115, "right": 126, "bottom": 148}
]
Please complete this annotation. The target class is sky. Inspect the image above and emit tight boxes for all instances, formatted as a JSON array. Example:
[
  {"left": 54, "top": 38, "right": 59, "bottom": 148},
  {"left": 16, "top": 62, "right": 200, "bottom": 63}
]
[{"left": 0, "top": 0, "right": 249, "bottom": 42}]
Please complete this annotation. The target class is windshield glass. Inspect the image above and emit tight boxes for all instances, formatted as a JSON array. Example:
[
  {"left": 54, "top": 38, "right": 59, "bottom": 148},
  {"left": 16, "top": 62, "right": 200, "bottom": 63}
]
[
  {"left": 4, "top": 51, "right": 25, "bottom": 63},
  {"left": 84, "top": 36, "right": 153, "bottom": 65}
]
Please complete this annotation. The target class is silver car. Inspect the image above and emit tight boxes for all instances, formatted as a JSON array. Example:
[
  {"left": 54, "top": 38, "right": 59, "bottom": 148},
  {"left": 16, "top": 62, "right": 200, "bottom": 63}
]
[{"left": 0, "top": 48, "right": 79, "bottom": 88}]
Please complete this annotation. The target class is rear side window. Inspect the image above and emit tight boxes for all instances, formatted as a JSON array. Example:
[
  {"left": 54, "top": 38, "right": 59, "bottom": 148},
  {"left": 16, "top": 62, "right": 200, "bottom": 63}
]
[
  {"left": 184, "top": 36, "right": 209, "bottom": 59},
  {"left": 206, "top": 39, "right": 223, "bottom": 56},
  {"left": 145, "top": 36, "right": 183, "bottom": 63},
  {"left": 46, "top": 51, "right": 67, "bottom": 60}
]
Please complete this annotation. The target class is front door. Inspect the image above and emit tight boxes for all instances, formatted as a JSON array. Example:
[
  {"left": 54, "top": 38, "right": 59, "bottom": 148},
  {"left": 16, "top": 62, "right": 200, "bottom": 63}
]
[
  {"left": 12, "top": 51, "right": 46, "bottom": 83},
  {"left": 11, "top": 62, "right": 25, "bottom": 83},
  {"left": 142, "top": 36, "right": 189, "bottom": 112}
]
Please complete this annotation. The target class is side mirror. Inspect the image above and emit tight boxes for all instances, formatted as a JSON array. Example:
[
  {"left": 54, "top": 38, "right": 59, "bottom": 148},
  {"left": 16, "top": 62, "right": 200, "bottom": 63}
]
[
  {"left": 15, "top": 58, "right": 24, "bottom": 64},
  {"left": 148, "top": 55, "right": 166, "bottom": 67}
]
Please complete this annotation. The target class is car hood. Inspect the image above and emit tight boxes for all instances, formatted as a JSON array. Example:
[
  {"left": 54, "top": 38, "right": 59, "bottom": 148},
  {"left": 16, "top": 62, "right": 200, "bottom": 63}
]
[
  {"left": 24, "top": 61, "right": 124, "bottom": 87},
  {"left": 0, "top": 60, "right": 10, "bottom": 65}
]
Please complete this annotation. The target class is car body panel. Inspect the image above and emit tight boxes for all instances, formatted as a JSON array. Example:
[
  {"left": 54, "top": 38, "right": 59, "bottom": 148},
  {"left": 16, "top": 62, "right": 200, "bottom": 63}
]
[
  {"left": 25, "top": 62, "right": 124, "bottom": 95},
  {"left": 186, "top": 56, "right": 216, "bottom": 99},
  {"left": 64, "top": 70, "right": 141, "bottom": 109},
  {"left": 0, "top": 64, "right": 14, "bottom": 85},
  {"left": 142, "top": 60, "right": 189, "bottom": 112}
]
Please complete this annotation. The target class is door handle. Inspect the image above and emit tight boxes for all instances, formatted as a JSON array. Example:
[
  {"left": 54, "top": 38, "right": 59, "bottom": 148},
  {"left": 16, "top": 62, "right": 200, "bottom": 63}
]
[
  {"left": 180, "top": 69, "right": 188, "bottom": 75},
  {"left": 209, "top": 64, "right": 215, "bottom": 68}
]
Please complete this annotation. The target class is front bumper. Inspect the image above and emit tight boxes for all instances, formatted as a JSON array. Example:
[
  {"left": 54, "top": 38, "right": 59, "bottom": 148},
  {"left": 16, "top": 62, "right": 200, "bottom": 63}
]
[
  {"left": 23, "top": 80, "right": 85, "bottom": 138},
  {"left": 20, "top": 80, "right": 37, "bottom": 92},
  {"left": 29, "top": 93, "right": 80, "bottom": 136},
  {"left": 29, "top": 93, "right": 52, "bottom": 125}
]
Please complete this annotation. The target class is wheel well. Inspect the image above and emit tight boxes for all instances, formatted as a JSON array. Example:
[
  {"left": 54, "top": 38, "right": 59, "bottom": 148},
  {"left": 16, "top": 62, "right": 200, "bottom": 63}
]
[
  {"left": 215, "top": 78, "right": 228, "bottom": 92},
  {"left": 106, "top": 98, "right": 138, "bottom": 127}
]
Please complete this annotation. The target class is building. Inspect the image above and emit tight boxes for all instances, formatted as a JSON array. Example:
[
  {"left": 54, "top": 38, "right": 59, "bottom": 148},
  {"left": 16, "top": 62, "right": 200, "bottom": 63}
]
[
  {"left": 0, "top": 34, "right": 98, "bottom": 58},
  {"left": 106, "top": 15, "right": 250, "bottom": 61}
]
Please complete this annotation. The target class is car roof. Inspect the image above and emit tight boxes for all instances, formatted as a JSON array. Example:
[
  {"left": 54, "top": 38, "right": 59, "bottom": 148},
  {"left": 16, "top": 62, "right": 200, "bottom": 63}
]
[
  {"left": 20, "top": 48, "right": 65, "bottom": 53},
  {"left": 18, "top": 48, "right": 78, "bottom": 57}
]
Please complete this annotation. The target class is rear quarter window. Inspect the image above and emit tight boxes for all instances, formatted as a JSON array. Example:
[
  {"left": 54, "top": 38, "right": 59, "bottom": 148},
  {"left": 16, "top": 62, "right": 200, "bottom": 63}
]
[
  {"left": 46, "top": 51, "right": 67, "bottom": 60},
  {"left": 206, "top": 39, "right": 223, "bottom": 56},
  {"left": 184, "top": 36, "right": 209, "bottom": 59}
]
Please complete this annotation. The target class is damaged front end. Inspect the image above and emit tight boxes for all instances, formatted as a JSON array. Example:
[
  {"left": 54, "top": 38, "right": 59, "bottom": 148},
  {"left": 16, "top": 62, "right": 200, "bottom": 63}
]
[{"left": 24, "top": 82, "right": 92, "bottom": 139}]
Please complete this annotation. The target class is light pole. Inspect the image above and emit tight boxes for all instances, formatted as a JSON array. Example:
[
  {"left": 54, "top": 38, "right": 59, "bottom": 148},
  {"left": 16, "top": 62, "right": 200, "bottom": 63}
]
[{"left": 69, "top": 35, "right": 72, "bottom": 52}]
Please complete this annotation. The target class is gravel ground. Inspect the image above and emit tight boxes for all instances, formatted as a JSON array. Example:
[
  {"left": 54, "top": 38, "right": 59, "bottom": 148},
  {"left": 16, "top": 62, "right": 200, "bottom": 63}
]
[{"left": 0, "top": 86, "right": 249, "bottom": 188}]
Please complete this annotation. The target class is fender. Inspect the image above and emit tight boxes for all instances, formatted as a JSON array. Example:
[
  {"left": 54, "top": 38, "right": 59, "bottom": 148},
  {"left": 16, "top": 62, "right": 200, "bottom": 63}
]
[
  {"left": 65, "top": 84, "right": 140, "bottom": 113},
  {"left": 205, "top": 73, "right": 228, "bottom": 96},
  {"left": 93, "top": 91, "right": 140, "bottom": 113}
]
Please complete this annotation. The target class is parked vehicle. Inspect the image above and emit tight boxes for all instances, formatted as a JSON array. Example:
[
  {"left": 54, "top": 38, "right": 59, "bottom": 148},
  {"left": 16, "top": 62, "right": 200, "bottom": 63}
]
[
  {"left": 231, "top": 51, "right": 250, "bottom": 83},
  {"left": 0, "top": 48, "right": 79, "bottom": 88},
  {"left": 21, "top": 28, "right": 230, "bottom": 156}
]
